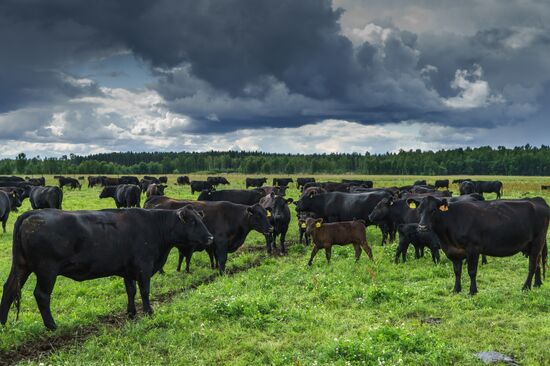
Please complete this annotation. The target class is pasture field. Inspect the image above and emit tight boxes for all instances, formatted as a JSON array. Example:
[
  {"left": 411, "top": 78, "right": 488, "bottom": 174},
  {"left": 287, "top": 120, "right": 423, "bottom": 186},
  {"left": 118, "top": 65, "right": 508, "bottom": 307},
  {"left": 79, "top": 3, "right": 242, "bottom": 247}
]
[{"left": 0, "top": 174, "right": 549, "bottom": 365}]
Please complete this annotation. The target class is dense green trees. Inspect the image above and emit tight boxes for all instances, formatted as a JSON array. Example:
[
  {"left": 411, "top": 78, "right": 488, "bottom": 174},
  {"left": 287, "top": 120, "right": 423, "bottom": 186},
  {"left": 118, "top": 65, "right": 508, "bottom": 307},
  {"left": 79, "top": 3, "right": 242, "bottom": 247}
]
[{"left": 1, "top": 145, "right": 549, "bottom": 175}]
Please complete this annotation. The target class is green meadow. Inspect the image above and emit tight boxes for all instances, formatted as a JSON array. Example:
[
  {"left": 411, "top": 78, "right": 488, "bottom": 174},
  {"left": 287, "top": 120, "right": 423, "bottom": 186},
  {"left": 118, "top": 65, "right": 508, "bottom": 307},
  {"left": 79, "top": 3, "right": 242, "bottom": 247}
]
[{"left": 0, "top": 175, "right": 549, "bottom": 365}]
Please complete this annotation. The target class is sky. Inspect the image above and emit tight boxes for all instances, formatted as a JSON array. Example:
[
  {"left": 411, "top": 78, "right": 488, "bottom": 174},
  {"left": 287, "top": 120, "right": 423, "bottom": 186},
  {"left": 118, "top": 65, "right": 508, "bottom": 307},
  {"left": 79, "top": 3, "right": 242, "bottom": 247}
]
[{"left": 0, "top": 0, "right": 548, "bottom": 158}]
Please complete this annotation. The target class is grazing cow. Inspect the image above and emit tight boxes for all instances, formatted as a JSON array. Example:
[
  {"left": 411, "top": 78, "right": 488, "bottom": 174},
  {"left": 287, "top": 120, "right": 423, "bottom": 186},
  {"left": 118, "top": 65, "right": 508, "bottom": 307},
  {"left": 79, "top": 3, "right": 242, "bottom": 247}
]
[
  {"left": 410, "top": 196, "right": 549, "bottom": 294},
  {"left": 260, "top": 193, "right": 293, "bottom": 254},
  {"left": 88, "top": 176, "right": 105, "bottom": 188},
  {"left": 295, "top": 191, "right": 393, "bottom": 245},
  {"left": 102, "top": 177, "right": 121, "bottom": 187},
  {"left": 414, "top": 180, "right": 427, "bottom": 186},
  {"left": 198, "top": 189, "right": 263, "bottom": 205},
  {"left": 0, "top": 206, "right": 213, "bottom": 329},
  {"left": 434, "top": 179, "right": 449, "bottom": 189},
  {"left": 190, "top": 181, "right": 214, "bottom": 194},
  {"left": 341, "top": 179, "right": 374, "bottom": 188},
  {"left": 26, "top": 177, "right": 45, "bottom": 186},
  {"left": 28, "top": 186, "right": 63, "bottom": 209},
  {"left": 144, "top": 176, "right": 161, "bottom": 184},
  {"left": 473, "top": 180, "right": 503, "bottom": 199},
  {"left": 0, "top": 191, "right": 20, "bottom": 233},
  {"left": 459, "top": 181, "right": 476, "bottom": 195},
  {"left": 297, "top": 177, "right": 315, "bottom": 190},
  {"left": 305, "top": 218, "right": 373, "bottom": 265},
  {"left": 58, "top": 177, "right": 81, "bottom": 190},
  {"left": 207, "top": 176, "right": 230, "bottom": 186},
  {"left": 272, "top": 178, "right": 294, "bottom": 187},
  {"left": 159, "top": 176, "right": 168, "bottom": 184},
  {"left": 177, "top": 176, "right": 191, "bottom": 185},
  {"left": 144, "top": 196, "right": 272, "bottom": 274},
  {"left": 100, "top": 185, "right": 141, "bottom": 208},
  {"left": 245, "top": 177, "right": 267, "bottom": 188},
  {"left": 395, "top": 224, "right": 440, "bottom": 264},
  {"left": 78, "top": 176, "right": 85, "bottom": 180},
  {"left": 146, "top": 184, "right": 166, "bottom": 198},
  {"left": 254, "top": 186, "right": 287, "bottom": 197},
  {"left": 119, "top": 176, "right": 140, "bottom": 185}
]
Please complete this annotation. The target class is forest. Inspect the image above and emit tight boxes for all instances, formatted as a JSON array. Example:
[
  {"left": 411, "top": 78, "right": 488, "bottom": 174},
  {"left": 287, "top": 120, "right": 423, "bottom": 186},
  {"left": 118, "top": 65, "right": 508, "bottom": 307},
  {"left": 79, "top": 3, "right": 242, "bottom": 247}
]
[{"left": 1, "top": 145, "right": 549, "bottom": 176}]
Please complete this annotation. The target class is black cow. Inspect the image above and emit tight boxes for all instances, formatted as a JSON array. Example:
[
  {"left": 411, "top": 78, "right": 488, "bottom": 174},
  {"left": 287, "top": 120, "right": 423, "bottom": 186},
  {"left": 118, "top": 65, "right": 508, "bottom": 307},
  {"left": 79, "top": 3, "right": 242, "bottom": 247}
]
[
  {"left": 260, "top": 193, "right": 293, "bottom": 254},
  {"left": 297, "top": 212, "right": 316, "bottom": 245},
  {"left": 272, "top": 178, "right": 293, "bottom": 187},
  {"left": 410, "top": 196, "right": 549, "bottom": 294},
  {"left": 434, "top": 179, "right": 449, "bottom": 189},
  {"left": 145, "top": 196, "right": 272, "bottom": 274},
  {"left": 119, "top": 176, "right": 140, "bottom": 185},
  {"left": 198, "top": 189, "right": 263, "bottom": 205},
  {"left": 0, "top": 191, "right": 20, "bottom": 233},
  {"left": 88, "top": 176, "right": 106, "bottom": 188},
  {"left": 395, "top": 224, "right": 440, "bottom": 264},
  {"left": 295, "top": 191, "right": 392, "bottom": 245},
  {"left": 102, "top": 177, "right": 121, "bottom": 187},
  {"left": 146, "top": 184, "right": 166, "bottom": 198},
  {"left": 254, "top": 186, "right": 287, "bottom": 197},
  {"left": 99, "top": 185, "right": 141, "bottom": 208},
  {"left": 190, "top": 181, "right": 214, "bottom": 194},
  {"left": 341, "top": 179, "right": 374, "bottom": 188},
  {"left": 414, "top": 180, "right": 427, "bottom": 186},
  {"left": 58, "top": 177, "right": 81, "bottom": 190},
  {"left": 26, "top": 177, "right": 45, "bottom": 186},
  {"left": 297, "top": 177, "right": 315, "bottom": 190},
  {"left": 0, "top": 176, "right": 24, "bottom": 182},
  {"left": 29, "top": 186, "right": 63, "bottom": 209},
  {"left": 159, "top": 176, "right": 168, "bottom": 184},
  {"left": 245, "top": 177, "right": 267, "bottom": 188},
  {"left": 207, "top": 176, "right": 230, "bottom": 186},
  {"left": 0, "top": 206, "right": 213, "bottom": 329},
  {"left": 177, "top": 176, "right": 191, "bottom": 185},
  {"left": 459, "top": 181, "right": 476, "bottom": 195},
  {"left": 140, "top": 178, "right": 154, "bottom": 192},
  {"left": 473, "top": 180, "right": 503, "bottom": 199},
  {"left": 144, "top": 176, "right": 161, "bottom": 184},
  {"left": 452, "top": 179, "right": 471, "bottom": 184}
]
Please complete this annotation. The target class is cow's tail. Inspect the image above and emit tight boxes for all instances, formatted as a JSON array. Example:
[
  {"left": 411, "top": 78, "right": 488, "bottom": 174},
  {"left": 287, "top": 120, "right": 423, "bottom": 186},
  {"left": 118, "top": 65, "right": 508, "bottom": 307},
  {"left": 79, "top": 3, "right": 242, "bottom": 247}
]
[
  {"left": 0, "top": 215, "right": 25, "bottom": 324},
  {"left": 500, "top": 184, "right": 504, "bottom": 198},
  {"left": 58, "top": 187, "right": 63, "bottom": 209},
  {"left": 542, "top": 239, "right": 547, "bottom": 279}
]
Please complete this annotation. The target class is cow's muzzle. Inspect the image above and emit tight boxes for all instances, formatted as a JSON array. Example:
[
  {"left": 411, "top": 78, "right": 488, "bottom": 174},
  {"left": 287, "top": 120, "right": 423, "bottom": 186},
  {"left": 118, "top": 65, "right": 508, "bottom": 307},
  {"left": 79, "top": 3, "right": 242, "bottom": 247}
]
[
  {"left": 417, "top": 224, "right": 429, "bottom": 232},
  {"left": 206, "top": 236, "right": 214, "bottom": 245}
]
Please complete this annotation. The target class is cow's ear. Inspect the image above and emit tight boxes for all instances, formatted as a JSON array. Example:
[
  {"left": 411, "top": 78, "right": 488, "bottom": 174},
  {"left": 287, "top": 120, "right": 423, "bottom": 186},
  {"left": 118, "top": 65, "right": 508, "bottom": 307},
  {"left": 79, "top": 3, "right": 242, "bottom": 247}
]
[
  {"left": 176, "top": 208, "right": 187, "bottom": 223},
  {"left": 439, "top": 199, "right": 449, "bottom": 212},
  {"left": 315, "top": 218, "right": 323, "bottom": 228},
  {"left": 286, "top": 198, "right": 293, "bottom": 204},
  {"left": 407, "top": 199, "right": 418, "bottom": 209},
  {"left": 197, "top": 210, "right": 205, "bottom": 219},
  {"left": 308, "top": 192, "right": 314, "bottom": 198}
]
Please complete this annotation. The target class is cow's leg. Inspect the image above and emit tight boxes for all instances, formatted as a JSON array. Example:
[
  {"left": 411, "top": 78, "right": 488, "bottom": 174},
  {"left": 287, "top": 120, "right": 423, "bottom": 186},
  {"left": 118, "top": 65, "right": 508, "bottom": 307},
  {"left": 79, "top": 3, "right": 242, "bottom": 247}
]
[
  {"left": 360, "top": 240, "right": 373, "bottom": 260},
  {"left": 431, "top": 246, "right": 440, "bottom": 264},
  {"left": 305, "top": 233, "right": 310, "bottom": 246},
  {"left": 34, "top": 273, "right": 57, "bottom": 330},
  {"left": 380, "top": 226, "right": 387, "bottom": 246},
  {"left": 176, "top": 249, "right": 185, "bottom": 272},
  {"left": 280, "top": 230, "right": 287, "bottom": 254},
  {"left": 0, "top": 268, "right": 30, "bottom": 325},
  {"left": 452, "top": 259, "right": 463, "bottom": 293},
  {"left": 265, "top": 234, "right": 272, "bottom": 255},
  {"left": 217, "top": 250, "right": 228, "bottom": 275},
  {"left": 325, "top": 246, "right": 332, "bottom": 263},
  {"left": 137, "top": 275, "right": 153, "bottom": 315},
  {"left": 414, "top": 245, "right": 421, "bottom": 259},
  {"left": 467, "top": 253, "right": 480, "bottom": 295},
  {"left": 534, "top": 261, "right": 542, "bottom": 288},
  {"left": 2, "top": 217, "right": 7, "bottom": 233},
  {"left": 523, "top": 252, "right": 539, "bottom": 291},
  {"left": 481, "top": 255, "right": 488, "bottom": 265},
  {"left": 307, "top": 246, "right": 320, "bottom": 266},
  {"left": 124, "top": 278, "right": 137, "bottom": 318},
  {"left": 298, "top": 229, "right": 304, "bottom": 244},
  {"left": 354, "top": 244, "right": 362, "bottom": 261},
  {"left": 184, "top": 251, "right": 193, "bottom": 274}
]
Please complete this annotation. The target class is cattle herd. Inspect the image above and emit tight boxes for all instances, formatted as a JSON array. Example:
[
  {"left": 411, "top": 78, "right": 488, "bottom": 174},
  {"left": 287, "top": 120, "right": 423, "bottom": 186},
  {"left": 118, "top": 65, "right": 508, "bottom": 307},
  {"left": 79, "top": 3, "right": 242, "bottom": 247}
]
[{"left": 0, "top": 174, "right": 548, "bottom": 331}]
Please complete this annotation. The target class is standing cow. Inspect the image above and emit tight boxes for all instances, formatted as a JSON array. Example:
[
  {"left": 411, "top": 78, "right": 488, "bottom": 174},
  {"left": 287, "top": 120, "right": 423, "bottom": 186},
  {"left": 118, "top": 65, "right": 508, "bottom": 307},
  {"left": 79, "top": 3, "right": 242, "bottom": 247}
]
[
  {"left": 260, "top": 193, "right": 293, "bottom": 254},
  {"left": 99, "top": 185, "right": 141, "bottom": 208}
]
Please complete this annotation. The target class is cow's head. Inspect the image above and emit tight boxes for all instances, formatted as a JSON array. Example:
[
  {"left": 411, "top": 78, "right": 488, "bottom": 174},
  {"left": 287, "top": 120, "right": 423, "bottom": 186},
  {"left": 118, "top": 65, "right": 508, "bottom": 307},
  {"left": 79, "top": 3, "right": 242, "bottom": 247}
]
[
  {"left": 305, "top": 217, "right": 323, "bottom": 234},
  {"left": 368, "top": 197, "right": 393, "bottom": 223},
  {"left": 294, "top": 190, "right": 317, "bottom": 212},
  {"left": 176, "top": 205, "right": 213, "bottom": 247},
  {"left": 246, "top": 203, "right": 273, "bottom": 235},
  {"left": 408, "top": 196, "right": 448, "bottom": 232},
  {"left": 265, "top": 193, "right": 292, "bottom": 221},
  {"left": 99, "top": 186, "right": 116, "bottom": 198}
]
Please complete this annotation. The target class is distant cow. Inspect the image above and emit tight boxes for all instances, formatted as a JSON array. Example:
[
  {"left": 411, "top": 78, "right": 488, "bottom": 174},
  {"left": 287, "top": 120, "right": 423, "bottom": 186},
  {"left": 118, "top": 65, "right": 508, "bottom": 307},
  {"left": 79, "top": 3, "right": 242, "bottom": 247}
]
[
  {"left": 27, "top": 177, "right": 45, "bottom": 186},
  {"left": 102, "top": 177, "right": 121, "bottom": 187},
  {"left": 410, "top": 196, "right": 549, "bottom": 294},
  {"left": 88, "top": 176, "right": 105, "bottom": 188},
  {"left": 58, "top": 176, "right": 81, "bottom": 190},
  {"left": 207, "top": 176, "right": 230, "bottom": 186},
  {"left": 145, "top": 196, "right": 272, "bottom": 274},
  {"left": 159, "top": 176, "right": 168, "bottom": 184},
  {"left": 254, "top": 186, "right": 287, "bottom": 197},
  {"left": 245, "top": 177, "right": 267, "bottom": 188},
  {"left": 0, "top": 206, "right": 213, "bottom": 329},
  {"left": 260, "top": 193, "right": 293, "bottom": 254},
  {"left": 28, "top": 186, "right": 63, "bottom": 210},
  {"left": 473, "top": 180, "right": 503, "bottom": 199},
  {"left": 146, "top": 184, "right": 166, "bottom": 198},
  {"left": 100, "top": 184, "right": 141, "bottom": 208},
  {"left": 272, "top": 178, "right": 293, "bottom": 187},
  {"left": 198, "top": 189, "right": 263, "bottom": 205},
  {"left": 297, "top": 177, "right": 315, "bottom": 190},
  {"left": 459, "top": 181, "right": 476, "bottom": 195},
  {"left": 341, "top": 179, "right": 374, "bottom": 188},
  {"left": 119, "top": 176, "right": 140, "bottom": 185},
  {"left": 0, "top": 191, "right": 21, "bottom": 233},
  {"left": 305, "top": 218, "right": 373, "bottom": 266},
  {"left": 190, "top": 181, "right": 214, "bottom": 194},
  {"left": 452, "top": 179, "right": 471, "bottom": 184},
  {"left": 434, "top": 179, "right": 449, "bottom": 189},
  {"left": 414, "top": 180, "right": 427, "bottom": 186},
  {"left": 143, "top": 176, "right": 161, "bottom": 184},
  {"left": 177, "top": 176, "right": 191, "bottom": 185},
  {"left": 395, "top": 224, "right": 440, "bottom": 264}
]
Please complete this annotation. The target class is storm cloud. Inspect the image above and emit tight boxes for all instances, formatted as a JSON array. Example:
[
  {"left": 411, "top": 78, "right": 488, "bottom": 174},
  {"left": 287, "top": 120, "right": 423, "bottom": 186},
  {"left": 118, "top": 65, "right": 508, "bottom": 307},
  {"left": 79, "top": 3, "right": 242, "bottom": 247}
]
[{"left": 0, "top": 0, "right": 548, "bottom": 155}]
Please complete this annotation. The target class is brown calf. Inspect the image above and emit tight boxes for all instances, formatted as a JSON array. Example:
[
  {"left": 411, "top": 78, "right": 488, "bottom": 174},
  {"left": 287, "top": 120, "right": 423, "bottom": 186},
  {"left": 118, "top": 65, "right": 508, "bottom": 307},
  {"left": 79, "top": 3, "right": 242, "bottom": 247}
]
[{"left": 305, "top": 218, "right": 373, "bottom": 265}]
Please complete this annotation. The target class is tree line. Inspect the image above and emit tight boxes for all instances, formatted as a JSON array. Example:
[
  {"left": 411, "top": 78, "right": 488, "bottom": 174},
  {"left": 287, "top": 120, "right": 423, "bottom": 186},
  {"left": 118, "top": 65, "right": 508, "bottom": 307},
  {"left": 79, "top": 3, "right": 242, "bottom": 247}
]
[{"left": 1, "top": 145, "right": 549, "bottom": 176}]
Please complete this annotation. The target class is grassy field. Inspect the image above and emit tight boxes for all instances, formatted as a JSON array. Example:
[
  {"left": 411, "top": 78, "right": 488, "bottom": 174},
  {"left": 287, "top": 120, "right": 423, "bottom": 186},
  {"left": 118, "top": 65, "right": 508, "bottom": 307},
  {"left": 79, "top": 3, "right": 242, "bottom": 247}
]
[{"left": 0, "top": 174, "right": 549, "bottom": 365}]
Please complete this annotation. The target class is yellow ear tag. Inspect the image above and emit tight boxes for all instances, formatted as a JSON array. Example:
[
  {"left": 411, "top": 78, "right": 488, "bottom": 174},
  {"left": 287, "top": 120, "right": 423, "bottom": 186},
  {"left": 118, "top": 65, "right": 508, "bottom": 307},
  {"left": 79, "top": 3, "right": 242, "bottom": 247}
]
[
  {"left": 315, "top": 222, "right": 321, "bottom": 228},
  {"left": 439, "top": 205, "right": 448, "bottom": 212},
  {"left": 408, "top": 202, "right": 416, "bottom": 209},
  {"left": 301, "top": 223, "right": 306, "bottom": 228},
  {"left": 267, "top": 211, "right": 272, "bottom": 217}
]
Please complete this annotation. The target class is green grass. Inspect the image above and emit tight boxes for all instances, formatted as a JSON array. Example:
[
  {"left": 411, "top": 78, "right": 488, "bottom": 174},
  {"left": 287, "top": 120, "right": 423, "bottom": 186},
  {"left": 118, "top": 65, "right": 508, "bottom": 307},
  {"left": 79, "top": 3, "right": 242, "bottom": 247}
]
[{"left": 1, "top": 175, "right": 549, "bottom": 365}]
